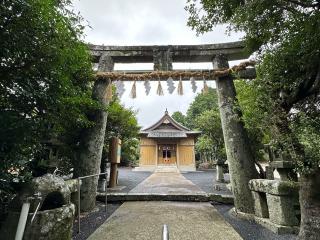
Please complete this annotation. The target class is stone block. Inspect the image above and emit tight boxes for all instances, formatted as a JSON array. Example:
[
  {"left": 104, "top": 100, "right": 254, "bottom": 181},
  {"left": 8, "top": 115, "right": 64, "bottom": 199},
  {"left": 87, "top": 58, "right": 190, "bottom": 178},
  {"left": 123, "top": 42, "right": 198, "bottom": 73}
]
[
  {"left": 248, "top": 179, "right": 299, "bottom": 195},
  {"left": 97, "top": 178, "right": 106, "bottom": 192},
  {"left": 249, "top": 179, "right": 299, "bottom": 226},
  {"left": 96, "top": 192, "right": 234, "bottom": 204},
  {"left": 270, "top": 161, "right": 295, "bottom": 169},
  {"left": 65, "top": 179, "right": 78, "bottom": 193},
  {"left": 265, "top": 166, "right": 274, "bottom": 180},
  {"left": 252, "top": 191, "right": 269, "bottom": 218},
  {"left": 254, "top": 215, "right": 300, "bottom": 234},
  {"left": 1, "top": 174, "right": 76, "bottom": 239},
  {"left": 230, "top": 207, "right": 299, "bottom": 234},
  {"left": 216, "top": 164, "right": 225, "bottom": 182},
  {"left": 0, "top": 204, "right": 75, "bottom": 240},
  {"left": 266, "top": 194, "right": 299, "bottom": 226},
  {"left": 269, "top": 161, "right": 298, "bottom": 181}
]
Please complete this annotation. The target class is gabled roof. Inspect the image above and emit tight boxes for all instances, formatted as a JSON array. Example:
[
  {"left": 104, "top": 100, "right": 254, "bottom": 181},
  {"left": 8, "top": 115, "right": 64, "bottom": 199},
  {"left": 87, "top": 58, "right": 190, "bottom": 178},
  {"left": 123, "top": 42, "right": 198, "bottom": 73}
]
[
  {"left": 140, "top": 110, "right": 201, "bottom": 138},
  {"left": 142, "top": 109, "right": 190, "bottom": 132}
]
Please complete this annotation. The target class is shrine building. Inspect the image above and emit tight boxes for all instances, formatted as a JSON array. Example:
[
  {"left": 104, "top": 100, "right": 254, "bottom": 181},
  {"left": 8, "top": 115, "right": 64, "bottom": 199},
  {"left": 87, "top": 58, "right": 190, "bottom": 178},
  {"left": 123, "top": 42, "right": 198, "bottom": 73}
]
[{"left": 136, "top": 110, "right": 200, "bottom": 172}]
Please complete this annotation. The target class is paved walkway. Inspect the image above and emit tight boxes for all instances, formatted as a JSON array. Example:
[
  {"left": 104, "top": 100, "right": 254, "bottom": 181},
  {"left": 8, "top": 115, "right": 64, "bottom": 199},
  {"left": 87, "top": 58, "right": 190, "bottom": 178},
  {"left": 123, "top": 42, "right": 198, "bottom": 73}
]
[
  {"left": 88, "top": 201, "right": 242, "bottom": 240},
  {"left": 129, "top": 172, "right": 205, "bottom": 194},
  {"left": 88, "top": 172, "right": 242, "bottom": 240}
]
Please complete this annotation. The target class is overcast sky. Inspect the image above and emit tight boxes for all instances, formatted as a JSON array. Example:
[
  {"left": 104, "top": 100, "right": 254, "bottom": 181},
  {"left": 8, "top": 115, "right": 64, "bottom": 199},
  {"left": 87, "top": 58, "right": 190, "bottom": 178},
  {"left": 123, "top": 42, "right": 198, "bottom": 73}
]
[{"left": 72, "top": 0, "right": 245, "bottom": 128}]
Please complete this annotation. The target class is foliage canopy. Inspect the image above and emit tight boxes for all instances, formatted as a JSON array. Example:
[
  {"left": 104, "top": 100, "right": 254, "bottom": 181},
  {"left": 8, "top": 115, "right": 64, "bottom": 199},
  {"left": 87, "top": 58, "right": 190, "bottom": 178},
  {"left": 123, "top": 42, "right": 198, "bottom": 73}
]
[
  {"left": 0, "top": 0, "right": 95, "bottom": 196},
  {"left": 186, "top": 0, "right": 320, "bottom": 171},
  {"left": 104, "top": 93, "right": 140, "bottom": 166}
]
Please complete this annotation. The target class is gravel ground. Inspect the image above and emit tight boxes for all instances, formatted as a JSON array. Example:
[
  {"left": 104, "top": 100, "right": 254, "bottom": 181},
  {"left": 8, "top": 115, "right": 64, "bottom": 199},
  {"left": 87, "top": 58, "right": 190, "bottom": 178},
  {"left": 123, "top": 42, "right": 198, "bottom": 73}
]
[
  {"left": 182, "top": 169, "right": 232, "bottom": 195},
  {"left": 214, "top": 204, "right": 296, "bottom": 240},
  {"left": 72, "top": 202, "right": 121, "bottom": 240},
  {"left": 107, "top": 167, "right": 152, "bottom": 193}
]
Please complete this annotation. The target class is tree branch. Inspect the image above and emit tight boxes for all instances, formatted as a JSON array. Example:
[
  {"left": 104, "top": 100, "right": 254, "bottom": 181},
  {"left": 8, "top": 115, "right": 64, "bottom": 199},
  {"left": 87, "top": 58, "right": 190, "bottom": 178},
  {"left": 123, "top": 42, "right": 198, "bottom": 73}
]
[
  {"left": 284, "top": 0, "right": 320, "bottom": 8},
  {"left": 282, "top": 64, "right": 320, "bottom": 109},
  {"left": 307, "top": 64, "right": 320, "bottom": 95}
]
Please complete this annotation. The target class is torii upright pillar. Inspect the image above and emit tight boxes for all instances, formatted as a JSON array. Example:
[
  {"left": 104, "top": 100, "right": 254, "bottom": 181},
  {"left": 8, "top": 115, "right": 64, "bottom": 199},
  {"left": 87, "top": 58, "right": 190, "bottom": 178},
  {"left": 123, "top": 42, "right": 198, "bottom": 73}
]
[
  {"left": 213, "top": 54, "right": 259, "bottom": 214},
  {"left": 74, "top": 54, "right": 114, "bottom": 211}
]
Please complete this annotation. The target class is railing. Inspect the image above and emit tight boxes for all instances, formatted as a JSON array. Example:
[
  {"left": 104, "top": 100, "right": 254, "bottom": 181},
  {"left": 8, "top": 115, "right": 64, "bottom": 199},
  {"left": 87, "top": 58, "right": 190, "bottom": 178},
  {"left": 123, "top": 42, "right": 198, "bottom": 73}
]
[
  {"left": 77, "top": 172, "right": 108, "bottom": 233},
  {"left": 162, "top": 224, "right": 169, "bottom": 240},
  {"left": 15, "top": 193, "right": 42, "bottom": 240}
]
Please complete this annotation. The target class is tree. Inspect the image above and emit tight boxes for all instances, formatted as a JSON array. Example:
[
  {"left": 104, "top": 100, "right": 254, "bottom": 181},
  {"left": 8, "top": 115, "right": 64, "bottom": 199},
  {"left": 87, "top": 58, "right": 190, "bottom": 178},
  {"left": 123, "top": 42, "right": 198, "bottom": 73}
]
[
  {"left": 234, "top": 80, "right": 271, "bottom": 161},
  {"left": 185, "top": 88, "right": 219, "bottom": 129},
  {"left": 0, "top": 0, "right": 94, "bottom": 204},
  {"left": 104, "top": 94, "right": 140, "bottom": 166},
  {"left": 121, "top": 138, "right": 140, "bottom": 167},
  {"left": 180, "top": 89, "right": 226, "bottom": 165},
  {"left": 195, "top": 110, "right": 225, "bottom": 162},
  {"left": 195, "top": 135, "right": 214, "bottom": 162},
  {"left": 186, "top": 1, "right": 320, "bottom": 238},
  {"left": 171, "top": 111, "right": 187, "bottom": 126}
]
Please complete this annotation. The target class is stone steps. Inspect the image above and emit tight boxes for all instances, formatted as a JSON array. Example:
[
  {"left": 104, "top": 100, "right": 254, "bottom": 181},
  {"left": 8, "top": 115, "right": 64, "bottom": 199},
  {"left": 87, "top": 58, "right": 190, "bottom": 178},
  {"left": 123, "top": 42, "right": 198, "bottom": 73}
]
[
  {"left": 154, "top": 165, "right": 179, "bottom": 173},
  {"left": 97, "top": 192, "right": 234, "bottom": 204}
]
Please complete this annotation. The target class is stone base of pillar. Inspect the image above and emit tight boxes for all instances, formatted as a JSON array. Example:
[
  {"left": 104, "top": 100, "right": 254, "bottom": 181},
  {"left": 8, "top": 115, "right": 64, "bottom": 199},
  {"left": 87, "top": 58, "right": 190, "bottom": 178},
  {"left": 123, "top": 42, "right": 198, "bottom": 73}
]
[
  {"left": 251, "top": 191, "right": 269, "bottom": 218},
  {"left": 216, "top": 164, "right": 225, "bottom": 182},
  {"left": 230, "top": 207, "right": 299, "bottom": 235},
  {"left": 248, "top": 179, "right": 300, "bottom": 234},
  {"left": 265, "top": 166, "right": 274, "bottom": 180},
  {"left": 97, "top": 179, "right": 106, "bottom": 192}
]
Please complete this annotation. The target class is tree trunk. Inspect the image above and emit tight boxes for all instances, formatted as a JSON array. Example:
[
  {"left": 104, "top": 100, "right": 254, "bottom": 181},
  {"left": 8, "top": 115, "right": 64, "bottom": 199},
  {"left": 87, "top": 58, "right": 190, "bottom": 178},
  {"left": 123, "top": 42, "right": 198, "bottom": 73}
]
[
  {"left": 213, "top": 54, "right": 259, "bottom": 214},
  {"left": 74, "top": 55, "right": 114, "bottom": 212},
  {"left": 298, "top": 167, "right": 320, "bottom": 240}
]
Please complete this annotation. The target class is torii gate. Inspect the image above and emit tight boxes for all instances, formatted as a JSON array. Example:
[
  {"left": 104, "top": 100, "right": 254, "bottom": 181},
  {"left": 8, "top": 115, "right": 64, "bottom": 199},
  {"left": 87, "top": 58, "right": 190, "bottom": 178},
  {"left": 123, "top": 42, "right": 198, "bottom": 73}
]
[{"left": 75, "top": 41, "right": 259, "bottom": 214}]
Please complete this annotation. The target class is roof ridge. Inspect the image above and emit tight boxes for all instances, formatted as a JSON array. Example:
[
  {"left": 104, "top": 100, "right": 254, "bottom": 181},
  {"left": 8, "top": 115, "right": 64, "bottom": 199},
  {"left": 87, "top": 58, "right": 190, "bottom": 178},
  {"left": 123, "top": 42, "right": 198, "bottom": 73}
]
[{"left": 142, "top": 110, "right": 190, "bottom": 132}]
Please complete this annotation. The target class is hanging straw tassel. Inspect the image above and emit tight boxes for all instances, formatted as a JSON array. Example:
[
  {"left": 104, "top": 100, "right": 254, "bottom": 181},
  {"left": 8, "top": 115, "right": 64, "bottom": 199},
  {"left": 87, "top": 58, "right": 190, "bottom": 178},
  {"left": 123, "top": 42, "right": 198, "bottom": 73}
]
[
  {"left": 105, "top": 81, "right": 113, "bottom": 101},
  {"left": 177, "top": 76, "right": 183, "bottom": 95},
  {"left": 156, "top": 80, "right": 164, "bottom": 96},
  {"left": 202, "top": 80, "right": 209, "bottom": 94},
  {"left": 130, "top": 81, "right": 137, "bottom": 98}
]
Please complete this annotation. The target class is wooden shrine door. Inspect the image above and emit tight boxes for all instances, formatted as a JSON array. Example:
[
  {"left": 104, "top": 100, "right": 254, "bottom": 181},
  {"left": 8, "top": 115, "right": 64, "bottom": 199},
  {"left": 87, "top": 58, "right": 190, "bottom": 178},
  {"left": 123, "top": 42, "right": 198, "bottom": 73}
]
[{"left": 158, "top": 144, "right": 176, "bottom": 165}]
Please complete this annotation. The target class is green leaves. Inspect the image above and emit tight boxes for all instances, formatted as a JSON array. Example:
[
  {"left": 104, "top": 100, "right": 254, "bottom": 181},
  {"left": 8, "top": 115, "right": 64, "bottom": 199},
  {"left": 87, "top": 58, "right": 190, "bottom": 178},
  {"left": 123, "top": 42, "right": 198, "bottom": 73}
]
[
  {"left": 171, "top": 111, "right": 187, "bottom": 126},
  {"left": 186, "top": 0, "right": 320, "bottom": 172},
  {"left": 186, "top": 87, "right": 219, "bottom": 129},
  {"left": 104, "top": 95, "right": 140, "bottom": 165},
  {"left": 0, "top": 0, "right": 93, "bottom": 185},
  {"left": 171, "top": 88, "right": 225, "bottom": 162}
]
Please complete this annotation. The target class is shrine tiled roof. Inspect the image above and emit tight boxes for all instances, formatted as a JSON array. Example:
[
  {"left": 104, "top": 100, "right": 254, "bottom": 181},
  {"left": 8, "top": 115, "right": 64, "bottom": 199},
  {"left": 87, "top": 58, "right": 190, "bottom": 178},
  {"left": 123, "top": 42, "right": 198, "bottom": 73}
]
[{"left": 140, "top": 109, "right": 201, "bottom": 138}]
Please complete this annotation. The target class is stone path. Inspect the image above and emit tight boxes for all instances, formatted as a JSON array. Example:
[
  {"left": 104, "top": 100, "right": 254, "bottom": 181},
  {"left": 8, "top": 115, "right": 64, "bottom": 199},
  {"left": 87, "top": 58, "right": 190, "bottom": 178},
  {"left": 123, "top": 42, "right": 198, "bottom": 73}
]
[
  {"left": 129, "top": 172, "right": 205, "bottom": 194},
  {"left": 88, "top": 201, "right": 242, "bottom": 240},
  {"left": 88, "top": 172, "right": 242, "bottom": 240}
]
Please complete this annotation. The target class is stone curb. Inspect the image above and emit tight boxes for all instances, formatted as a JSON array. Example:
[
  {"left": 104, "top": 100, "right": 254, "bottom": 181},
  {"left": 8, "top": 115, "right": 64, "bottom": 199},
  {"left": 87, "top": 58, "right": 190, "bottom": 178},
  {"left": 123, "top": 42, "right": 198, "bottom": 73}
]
[{"left": 96, "top": 192, "right": 234, "bottom": 204}]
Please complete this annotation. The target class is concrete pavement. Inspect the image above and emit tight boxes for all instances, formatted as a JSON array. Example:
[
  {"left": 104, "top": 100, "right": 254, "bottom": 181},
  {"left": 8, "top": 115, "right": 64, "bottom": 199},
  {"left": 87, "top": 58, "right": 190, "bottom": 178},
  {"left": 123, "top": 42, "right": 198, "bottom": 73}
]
[
  {"left": 88, "top": 172, "right": 242, "bottom": 240},
  {"left": 129, "top": 172, "right": 205, "bottom": 194},
  {"left": 88, "top": 201, "right": 242, "bottom": 240}
]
